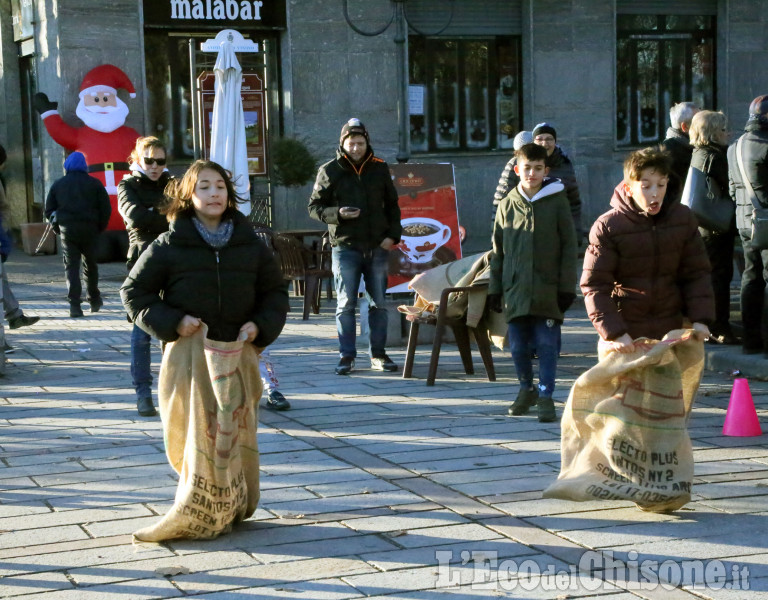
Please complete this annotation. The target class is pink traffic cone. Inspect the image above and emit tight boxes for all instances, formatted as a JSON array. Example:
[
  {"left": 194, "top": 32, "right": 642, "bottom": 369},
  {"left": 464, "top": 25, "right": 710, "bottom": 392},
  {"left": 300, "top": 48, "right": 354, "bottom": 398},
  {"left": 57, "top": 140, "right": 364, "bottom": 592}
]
[{"left": 723, "top": 378, "right": 763, "bottom": 437}]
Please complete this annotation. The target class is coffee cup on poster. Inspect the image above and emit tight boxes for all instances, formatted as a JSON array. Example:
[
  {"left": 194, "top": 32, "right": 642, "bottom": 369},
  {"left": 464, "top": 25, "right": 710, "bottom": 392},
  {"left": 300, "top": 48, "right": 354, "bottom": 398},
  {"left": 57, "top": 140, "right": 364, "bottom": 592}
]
[{"left": 399, "top": 217, "right": 452, "bottom": 263}]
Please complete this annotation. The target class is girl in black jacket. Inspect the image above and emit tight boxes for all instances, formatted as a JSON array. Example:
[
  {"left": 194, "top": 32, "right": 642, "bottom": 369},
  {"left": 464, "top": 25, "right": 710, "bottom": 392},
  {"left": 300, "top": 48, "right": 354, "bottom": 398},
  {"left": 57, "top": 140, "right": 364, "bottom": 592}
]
[
  {"left": 121, "top": 161, "right": 288, "bottom": 541},
  {"left": 689, "top": 110, "right": 737, "bottom": 344},
  {"left": 121, "top": 160, "right": 288, "bottom": 348}
]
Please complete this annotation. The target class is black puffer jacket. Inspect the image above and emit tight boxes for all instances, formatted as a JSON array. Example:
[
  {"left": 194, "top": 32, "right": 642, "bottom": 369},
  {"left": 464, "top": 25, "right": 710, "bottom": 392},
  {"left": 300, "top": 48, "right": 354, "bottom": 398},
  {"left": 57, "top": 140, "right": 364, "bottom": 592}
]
[
  {"left": 117, "top": 170, "right": 172, "bottom": 269},
  {"left": 120, "top": 211, "right": 288, "bottom": 346},
  {"left": 581, "top": 183, "right": 714, "bottom": 341},
  {"left": 727, "top": 123, "right": 768, "bottom": 231},
  {"left": 661, "top": 127, "right": 694, "bottom": 195},
  {"left": 492, "top": 146, "right": 582, "bottom": 239},
  {"left": 308, "top": 147, "right": 402, "bottom": 250},
  {"left": 691, "top": 143, "right": 729, "bottom": 195},
  {"left": 690, "top": 143, "right": 734, "bottom": 234}
]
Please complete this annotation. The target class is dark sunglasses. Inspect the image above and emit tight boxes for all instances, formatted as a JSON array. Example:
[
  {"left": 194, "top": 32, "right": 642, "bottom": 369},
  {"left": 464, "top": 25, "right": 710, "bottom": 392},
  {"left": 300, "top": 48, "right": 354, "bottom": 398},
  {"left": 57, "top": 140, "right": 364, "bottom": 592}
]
[{"left": 143, "top": 157, "right": 167, "bottom": 166}]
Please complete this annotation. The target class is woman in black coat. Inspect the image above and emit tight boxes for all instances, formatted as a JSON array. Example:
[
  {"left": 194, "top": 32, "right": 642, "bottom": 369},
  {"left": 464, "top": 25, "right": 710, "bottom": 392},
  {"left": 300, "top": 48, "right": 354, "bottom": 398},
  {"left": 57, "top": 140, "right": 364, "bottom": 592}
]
[
  {"left": 120, "top": 160, "right": 288, "bottom": 349},
  {"left": 117, "top": 136, "right": 172, "bottom": 416},
  {"left": 689, "top": 110, "right": 737, "bottom": 344}
]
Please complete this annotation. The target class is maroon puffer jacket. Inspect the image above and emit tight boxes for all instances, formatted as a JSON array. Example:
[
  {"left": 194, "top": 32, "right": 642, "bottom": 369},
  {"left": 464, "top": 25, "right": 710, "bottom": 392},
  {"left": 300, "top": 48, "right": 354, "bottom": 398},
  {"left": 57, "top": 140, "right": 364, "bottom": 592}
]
[{"left": 581, "top": 183, "right": 714, "bottom": 341}]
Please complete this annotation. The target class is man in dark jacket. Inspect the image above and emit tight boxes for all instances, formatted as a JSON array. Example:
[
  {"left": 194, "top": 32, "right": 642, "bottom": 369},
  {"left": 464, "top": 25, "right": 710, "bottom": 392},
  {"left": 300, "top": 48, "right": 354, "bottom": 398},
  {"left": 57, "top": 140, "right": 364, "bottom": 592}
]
[
  {"left": 661, "top": 101, "right": 700, "bottom": 197},
  {"left": 45, "top": 152, "right": 111, "bottom": 317},
  {"left": 728, "top": 95, "right": 768, "bottom": 355},
  {"left": 308, "top": 118, "right": 402, "bottom": 375}
]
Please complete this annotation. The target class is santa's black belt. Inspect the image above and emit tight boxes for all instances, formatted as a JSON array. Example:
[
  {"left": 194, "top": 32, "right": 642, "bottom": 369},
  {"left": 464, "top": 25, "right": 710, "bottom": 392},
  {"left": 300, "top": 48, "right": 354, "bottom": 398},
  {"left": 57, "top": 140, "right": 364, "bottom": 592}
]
[{"left": 88, "top": 162, "right": 130, "bottom": 173}]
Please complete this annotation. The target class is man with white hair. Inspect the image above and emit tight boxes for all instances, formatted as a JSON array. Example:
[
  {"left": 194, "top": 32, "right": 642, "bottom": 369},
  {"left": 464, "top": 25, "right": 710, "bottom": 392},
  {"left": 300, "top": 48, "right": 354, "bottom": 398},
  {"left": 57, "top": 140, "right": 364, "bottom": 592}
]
[{"left": 661, "top": 101, "right": 700, "bottom": 195}]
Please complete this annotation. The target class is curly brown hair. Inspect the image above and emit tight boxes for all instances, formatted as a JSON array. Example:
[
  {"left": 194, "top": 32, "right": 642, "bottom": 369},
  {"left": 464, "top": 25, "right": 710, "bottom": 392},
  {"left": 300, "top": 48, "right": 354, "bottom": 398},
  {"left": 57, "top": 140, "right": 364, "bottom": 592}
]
[{"left": 162, "top": 160, "right": 247, "bottom": 221}]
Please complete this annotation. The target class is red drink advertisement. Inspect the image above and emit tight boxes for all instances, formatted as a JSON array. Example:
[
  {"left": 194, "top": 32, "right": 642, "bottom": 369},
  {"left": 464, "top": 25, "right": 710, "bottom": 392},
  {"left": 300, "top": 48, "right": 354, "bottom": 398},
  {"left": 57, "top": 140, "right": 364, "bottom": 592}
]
[{"left": 388, "top": 163, "right": 462, "bottom": 292}]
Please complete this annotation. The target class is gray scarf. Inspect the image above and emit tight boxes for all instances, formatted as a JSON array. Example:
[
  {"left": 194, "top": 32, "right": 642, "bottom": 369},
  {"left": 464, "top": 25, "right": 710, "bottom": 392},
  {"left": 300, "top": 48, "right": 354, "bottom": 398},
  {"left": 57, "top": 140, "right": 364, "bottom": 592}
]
[{"left": 192, "top": 217, "right": 234, "bottom": 249}]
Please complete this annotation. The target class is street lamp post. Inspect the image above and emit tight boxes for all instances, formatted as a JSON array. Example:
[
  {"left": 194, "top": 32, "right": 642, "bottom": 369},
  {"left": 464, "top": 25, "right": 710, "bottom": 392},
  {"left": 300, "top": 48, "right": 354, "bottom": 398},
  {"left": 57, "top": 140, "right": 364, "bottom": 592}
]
[{"left": 342, "top": 0, "right": 454, "bottom": 163}]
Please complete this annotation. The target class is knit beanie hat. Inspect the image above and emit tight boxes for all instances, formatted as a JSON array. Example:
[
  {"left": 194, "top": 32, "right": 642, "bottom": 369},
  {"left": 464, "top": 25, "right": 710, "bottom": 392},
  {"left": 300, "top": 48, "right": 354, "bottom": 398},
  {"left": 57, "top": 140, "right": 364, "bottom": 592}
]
[
  {"left": 513, "top": 130, "right": 533, "bottom": 150},
  {"left": 532, "top": 122, "right": 557, "bottom": 140},
  {"left": 340, "top": 118, "right": 370, "bottom": 145},
  {"left": 64, "top": 151, "right": 88, "bottom": 173},
  {"left": 512, "top": 131, "right": 533, "bottom": 150},
  {"left": 748, "top": 95, "right": 768, "bottom": 125}
]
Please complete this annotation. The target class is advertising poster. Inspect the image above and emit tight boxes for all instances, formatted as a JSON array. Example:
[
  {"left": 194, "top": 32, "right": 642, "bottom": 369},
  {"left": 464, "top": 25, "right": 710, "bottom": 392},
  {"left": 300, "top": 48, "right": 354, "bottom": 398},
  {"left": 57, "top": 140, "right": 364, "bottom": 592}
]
[
  {"left": 197, "top": 71, "right": 267, "bottom": 175},
  {"left": 388, "top": 163, "right": 462, "bottom": 293}
]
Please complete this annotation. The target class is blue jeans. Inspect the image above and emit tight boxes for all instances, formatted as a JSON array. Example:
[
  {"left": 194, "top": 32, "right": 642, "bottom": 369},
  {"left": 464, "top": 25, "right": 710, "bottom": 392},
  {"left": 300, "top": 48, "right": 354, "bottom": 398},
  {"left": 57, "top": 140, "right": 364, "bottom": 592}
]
[
  {"left": 507, "top": 316, "right": 561, "bottom": 397},
  {"left": 131, "top": 324, "right": 153, "bottom": 398},
  {"left": 332, "top": 246, "right": 389, "bottom": 358}
]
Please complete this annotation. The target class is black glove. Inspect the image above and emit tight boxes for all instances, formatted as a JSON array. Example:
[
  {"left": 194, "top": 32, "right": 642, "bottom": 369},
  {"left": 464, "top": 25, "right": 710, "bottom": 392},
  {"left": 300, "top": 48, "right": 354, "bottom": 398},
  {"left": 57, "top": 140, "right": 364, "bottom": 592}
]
[
  {"left": 32, "top": 92, "right": 58, "bottom": 115},
  {"left": 557, "top": 292, "right": 577, "bottom": 313},
  {"left": 1, "top": 253, "right": 7, "bottom": 263},
  {"left": 48, "top": 211, "right": 60, "bottom": 235},
  {"left": 486, "top": 293, "right": 503, "bottom": 313}
]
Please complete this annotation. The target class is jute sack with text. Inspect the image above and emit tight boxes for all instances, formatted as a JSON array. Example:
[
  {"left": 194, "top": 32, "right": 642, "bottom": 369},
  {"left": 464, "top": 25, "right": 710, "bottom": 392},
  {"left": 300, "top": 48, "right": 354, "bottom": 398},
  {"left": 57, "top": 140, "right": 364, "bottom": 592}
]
[
  {"left": 543, "top": 329, "right": 703, "bottom": 512},
  {"left": 133, "top": 325, "right": 262, "bottom": 542}
]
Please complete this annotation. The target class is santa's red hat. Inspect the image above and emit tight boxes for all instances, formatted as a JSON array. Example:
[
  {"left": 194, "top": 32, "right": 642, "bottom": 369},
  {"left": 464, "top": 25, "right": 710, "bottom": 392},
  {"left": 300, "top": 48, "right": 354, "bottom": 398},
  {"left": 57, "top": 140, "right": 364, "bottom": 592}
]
[{"left": 79, "top": 64, "right": 136, "bottom": 99}]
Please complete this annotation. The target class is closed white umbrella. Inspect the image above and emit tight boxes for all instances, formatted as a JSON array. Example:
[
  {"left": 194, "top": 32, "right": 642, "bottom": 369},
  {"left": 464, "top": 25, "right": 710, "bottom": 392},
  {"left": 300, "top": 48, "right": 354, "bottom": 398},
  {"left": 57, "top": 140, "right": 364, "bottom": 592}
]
[{"left": 209, "top": 35, "right": 250, "bottom": 215}]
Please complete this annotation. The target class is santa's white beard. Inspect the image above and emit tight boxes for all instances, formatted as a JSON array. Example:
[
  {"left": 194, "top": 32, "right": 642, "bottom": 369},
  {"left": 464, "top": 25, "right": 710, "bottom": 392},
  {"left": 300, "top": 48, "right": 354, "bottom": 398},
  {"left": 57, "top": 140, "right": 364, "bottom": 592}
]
[{"left": 76, "top": 98, "right": 129, "bottom": 133}]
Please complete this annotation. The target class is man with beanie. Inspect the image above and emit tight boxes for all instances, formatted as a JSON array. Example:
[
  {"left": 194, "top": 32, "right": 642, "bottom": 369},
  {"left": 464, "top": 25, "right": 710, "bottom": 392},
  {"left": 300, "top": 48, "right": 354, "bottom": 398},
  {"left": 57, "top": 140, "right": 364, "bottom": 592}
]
[
  {"left": 662, "top": 101, "right": 700, "bottom": 196},
  {"left": 45, "top": 152, "right": 111, "bottom": 317},
  {"left": 493, "top": 123, "right": 582, "bottom": 242},
  {"left": 309, "top": 118, "right": 402, "bottom": 375},
  {"left": 728, "top": 95, "right": 768, "bottom": 355}
]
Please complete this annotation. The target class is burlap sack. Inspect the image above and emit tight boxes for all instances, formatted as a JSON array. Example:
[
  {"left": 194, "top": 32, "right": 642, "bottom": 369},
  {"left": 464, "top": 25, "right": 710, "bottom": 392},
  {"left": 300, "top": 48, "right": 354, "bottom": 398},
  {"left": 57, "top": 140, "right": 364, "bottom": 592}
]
[
  {"left": 397, "top": 251, "right": 508, "bottom": 349},
  {"left": 134, "top": 325, "right": 262, "bottom": 542},
  {"left": 543, "top": 329, "right": 704, "bottom": 513}
]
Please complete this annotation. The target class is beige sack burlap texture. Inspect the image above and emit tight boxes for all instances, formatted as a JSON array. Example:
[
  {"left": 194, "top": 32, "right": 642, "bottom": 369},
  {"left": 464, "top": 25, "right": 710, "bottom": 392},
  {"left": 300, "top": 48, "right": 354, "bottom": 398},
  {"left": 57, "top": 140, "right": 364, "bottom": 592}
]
[
  {"left": 133, "top": 325, "right": 262, "bottom": 542},
  {"left": 397, "top": 251, "right": 508, "bottom": 348},
  {"left": 543, "top": 329, "right": 704, "bottom": 513}
]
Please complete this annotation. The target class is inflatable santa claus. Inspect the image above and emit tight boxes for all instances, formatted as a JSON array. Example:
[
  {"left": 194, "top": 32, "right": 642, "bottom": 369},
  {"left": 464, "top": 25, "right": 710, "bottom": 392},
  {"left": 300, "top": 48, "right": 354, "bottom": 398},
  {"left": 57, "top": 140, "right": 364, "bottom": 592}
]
[{"left": 33, "top": 64, "right": 141, "bottom": 261}]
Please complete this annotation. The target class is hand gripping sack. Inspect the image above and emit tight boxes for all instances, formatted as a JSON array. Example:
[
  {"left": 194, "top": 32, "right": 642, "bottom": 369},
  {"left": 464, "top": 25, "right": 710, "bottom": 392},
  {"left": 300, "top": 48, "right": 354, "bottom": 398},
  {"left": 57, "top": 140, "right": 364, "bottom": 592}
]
[
  {"left": 133, "top": 324, "right": 262, "bottom": 542},
  {"left": 680, "top": 165, "right": 734, "bottom": 233},
  {"left": 543, "top": 329, "right": 703, "bottom": 513}
]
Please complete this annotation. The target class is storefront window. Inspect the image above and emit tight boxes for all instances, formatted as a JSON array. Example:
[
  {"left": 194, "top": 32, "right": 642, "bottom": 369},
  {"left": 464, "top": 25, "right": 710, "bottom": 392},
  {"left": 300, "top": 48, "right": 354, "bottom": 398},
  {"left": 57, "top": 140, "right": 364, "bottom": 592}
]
[
  {"left": 616, "top": 15, "right": 715, "bottom": 146},
  {"left": 409, "top": 36, "right": 521, "bottom": 152},
  {"left": 143, "top": 32, "right": 199, "bottom": 162}
]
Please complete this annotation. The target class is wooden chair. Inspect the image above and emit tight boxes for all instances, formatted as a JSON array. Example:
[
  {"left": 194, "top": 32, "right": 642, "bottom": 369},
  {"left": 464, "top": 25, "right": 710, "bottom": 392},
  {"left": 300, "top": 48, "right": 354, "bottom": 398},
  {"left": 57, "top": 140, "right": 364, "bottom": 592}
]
[
  {"left": 271, "top": 233, "right": 333, "bottom": 320},
  {"left": 402, "top": 286, "right": 496, "bottom": 386}
]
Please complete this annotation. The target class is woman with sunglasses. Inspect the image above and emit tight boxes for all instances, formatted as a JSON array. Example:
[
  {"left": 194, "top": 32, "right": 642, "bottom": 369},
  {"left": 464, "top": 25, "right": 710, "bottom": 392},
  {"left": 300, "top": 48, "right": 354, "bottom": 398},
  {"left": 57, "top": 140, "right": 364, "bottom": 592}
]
[{"left": 117, "top": 136, "right": 172, "bottom": 416}]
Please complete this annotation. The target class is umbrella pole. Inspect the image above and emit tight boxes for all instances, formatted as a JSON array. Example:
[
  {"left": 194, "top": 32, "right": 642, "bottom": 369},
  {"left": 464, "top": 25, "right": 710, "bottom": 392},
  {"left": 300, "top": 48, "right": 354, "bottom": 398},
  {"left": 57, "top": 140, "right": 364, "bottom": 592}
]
[{"left": 189, "top": 38, "right": 202, "bottom": 160}]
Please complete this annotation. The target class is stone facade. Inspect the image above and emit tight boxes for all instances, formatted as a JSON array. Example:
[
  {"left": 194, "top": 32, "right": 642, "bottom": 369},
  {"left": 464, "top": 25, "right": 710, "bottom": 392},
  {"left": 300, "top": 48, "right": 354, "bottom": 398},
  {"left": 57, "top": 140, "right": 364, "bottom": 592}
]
[{"left": 0, "top": 0, "right": 767, "bottom": 255}]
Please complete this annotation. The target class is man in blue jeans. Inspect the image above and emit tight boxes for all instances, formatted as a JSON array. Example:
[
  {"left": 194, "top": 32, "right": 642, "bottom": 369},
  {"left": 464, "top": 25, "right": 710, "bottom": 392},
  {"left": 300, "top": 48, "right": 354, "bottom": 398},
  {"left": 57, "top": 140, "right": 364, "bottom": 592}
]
[{"left": 308, "top": 119, "right": 402, "bottom": 375}]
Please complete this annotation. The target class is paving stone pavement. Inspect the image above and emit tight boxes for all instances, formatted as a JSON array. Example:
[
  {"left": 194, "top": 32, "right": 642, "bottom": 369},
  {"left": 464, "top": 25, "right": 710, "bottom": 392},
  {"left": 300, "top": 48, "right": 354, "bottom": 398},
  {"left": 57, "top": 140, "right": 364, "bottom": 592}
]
[{"left": 1, "top": 252, "right": 767, "bottom": 599}]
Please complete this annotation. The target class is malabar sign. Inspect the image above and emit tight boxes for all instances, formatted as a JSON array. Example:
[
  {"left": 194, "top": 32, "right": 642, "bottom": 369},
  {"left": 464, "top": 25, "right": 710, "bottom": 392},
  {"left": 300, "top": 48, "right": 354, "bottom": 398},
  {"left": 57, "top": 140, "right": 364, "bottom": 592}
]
[{"left": 144, "top": 0, "right": 286, "bottom": 29}]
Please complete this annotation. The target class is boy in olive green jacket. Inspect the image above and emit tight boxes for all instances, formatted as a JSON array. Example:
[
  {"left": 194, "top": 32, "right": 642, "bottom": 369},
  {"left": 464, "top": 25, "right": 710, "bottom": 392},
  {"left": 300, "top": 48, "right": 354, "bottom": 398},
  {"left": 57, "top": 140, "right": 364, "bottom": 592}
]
[{"left": 488, "top": 143, "right": 578, "bottom": 422}]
